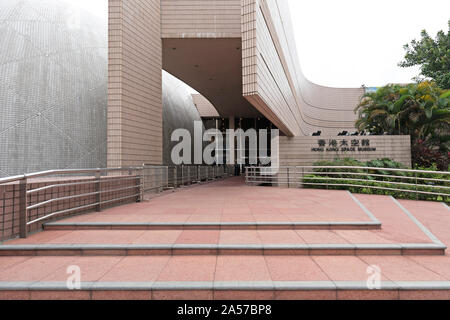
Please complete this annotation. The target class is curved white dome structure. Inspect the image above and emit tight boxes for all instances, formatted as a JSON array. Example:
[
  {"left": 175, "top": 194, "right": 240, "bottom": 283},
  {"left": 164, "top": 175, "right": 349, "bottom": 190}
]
[
  {"left": 0, "top": 0, "right": 108, "bottom": 176},
  {"left": 0, "top": 0, "right": 204, "bottom": 176}
]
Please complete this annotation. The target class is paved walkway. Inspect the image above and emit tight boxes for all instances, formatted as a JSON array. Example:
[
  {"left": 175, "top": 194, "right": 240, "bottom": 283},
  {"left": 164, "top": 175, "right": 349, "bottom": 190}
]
[{"left": 0, "top": 177, "right": 449, "bottom": 300}]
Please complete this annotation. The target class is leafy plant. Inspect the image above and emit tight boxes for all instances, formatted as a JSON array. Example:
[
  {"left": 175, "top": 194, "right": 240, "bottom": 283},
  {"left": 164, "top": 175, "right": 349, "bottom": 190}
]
[
  {"left": 355, "top": 82, "right": 450, "bottom": 170},
  {"left": 303, "top": 158, "right": 449, "bottom": 203},
  {"left": 399, "top": 20, "right": 450, "bottom": 89}
]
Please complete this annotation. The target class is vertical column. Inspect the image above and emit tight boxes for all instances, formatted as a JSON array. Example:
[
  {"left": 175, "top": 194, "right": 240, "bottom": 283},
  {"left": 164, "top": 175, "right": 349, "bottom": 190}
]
[
  {"left": 107, "top": 0, "right": 163, "bottom": 168},
  {"left": 18, "top": 178, "right": 27, "bottom": 238}
]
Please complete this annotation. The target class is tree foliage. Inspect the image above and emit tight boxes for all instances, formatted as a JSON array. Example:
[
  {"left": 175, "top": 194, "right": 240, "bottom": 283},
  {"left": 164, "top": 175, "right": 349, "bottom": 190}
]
[
  {"left": 355, "top": 82, "right": 450, "bottom": 169},
  {"left": 398, "top": 21, "right": 450, "bottom": 89}
]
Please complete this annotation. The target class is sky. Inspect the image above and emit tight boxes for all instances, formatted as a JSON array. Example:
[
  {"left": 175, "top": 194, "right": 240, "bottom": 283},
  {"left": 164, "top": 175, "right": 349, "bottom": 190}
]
[{"left": 70, "top": 0, "right": 449, "bottom": 88}]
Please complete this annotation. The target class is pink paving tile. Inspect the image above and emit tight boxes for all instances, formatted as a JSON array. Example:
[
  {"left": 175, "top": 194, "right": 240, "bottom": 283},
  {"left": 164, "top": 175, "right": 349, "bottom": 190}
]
[
  {"left": 220, "top": 214, "right": 255, "bottom": 223},
  {"left": 132, "top": 230, "right": 182, "bottom": 244},
  {"left": 375, "top": 227, "right": 433, "bottom": 244},
  {"left": 219, "top": 230, "right": 261, "bottom": 245},
  {"left": 175, "top": 230, "right": 220, "bottom": 244},
  {"left": 257, "top": 230, "right": 304, "bottom": 244},
  {"left": 45, "top": 230, "right": 146, "bottom": 244},
  {"left": 223, "top": 201, "right": 250, "bottom": 208},
  {"left": 360, "top": 256, "right": 447, "bottom": 281},
  {"left": 277, "top": 208, "right": 310, "bottom": 215},
  {"left": 284, "top": 214, "right": 320, "bottom": 222},
  {"left": 162, "top": 208, "right": 196, "bottom": 215},
  {"left": 222, "top": 207, "right": 252, "bottom": 215},
  {"left": 5, "top": 230, "right": 71, "bottom": 245},
  {"left": 42, "top": 256, "right": 124, "bottom": 282},
  {"left": 296, "top": 230, "right": 349, "bottom": 244},
  {"left": 398, "top": 199, "right": 450, "bottom": 245},
  {"left": 354, "top": 194, "right": 431, "bottom": 243},
  {"left": 312, "top": 256, "right": 388, "bottom": 281},
  {"left": 249, "top": 207, "right": 281, "bottom": 215},
  {"left": 265, "top": 256, "right": 329, "bottom": 281},
  {"left": 152, "top": 214, "right": 190, "bottom": 223},
  {"left": 407, "top": 255, "right": 450, "bottom": 280},
  {"left": 194, "top": 208, "right": 223, "bottom": 215},
  {"left": 215, "top": 256, "right": 271, "bottom": 281},
  {"left": 0, "top": 257, "right": 31, "bottom": 271},
  {"left": 100, "top": 256, "right": 170, "bottom": 282},
  {"left": 253, "top": 214, "right": 289, "bottom": 222},
  {"left": 334, "top": 230, "right": 394, "bottom": 244},
  {"left": 157, "top": 256, "right": 216, "bottom": 281},
  {"left": 186, "top": 214, "right": 222, "bottom": 223},
  {"left": 0, "top": 257, "right": 76, "bottom": 281}
]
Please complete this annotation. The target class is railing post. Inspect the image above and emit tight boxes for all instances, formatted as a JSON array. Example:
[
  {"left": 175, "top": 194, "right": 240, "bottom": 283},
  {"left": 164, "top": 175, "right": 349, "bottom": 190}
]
[
  {"left": 18, "top": 178, "right": 28, "bottom": 238},
  {"left": 245, "top": 167, "right": 249, "bottom": 184},
  {"left": 301, "top": 167, "right": 304, "bottom": 189},
  {"left": 174, "top": 167, "right": 177, "bottom": 189},
  {"left": 139, "top": 167, "right": 144, "bottom": 202},
  {"left": 181, "top": 165, "right": 184, "bottom": 186},
  {"left": 287, "top": 167, "right": 290, "bottom": 188},
  {"left": 95, "top": 170, "right": 101, "bottom": 212},
  {"left": 165, "top": 166, "right": 168, "bottom": 190},
  {"left": 415, "top": 171, "right": 418, "bottom": 201},
  {"left": 160, "top": 167, "right": 164, "bottom": 193}
]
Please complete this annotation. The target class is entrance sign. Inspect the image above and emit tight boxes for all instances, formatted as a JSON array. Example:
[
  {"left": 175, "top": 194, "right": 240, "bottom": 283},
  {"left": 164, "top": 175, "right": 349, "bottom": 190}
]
[{"left": 312, "top": 139, "right": 377, "bottom": 152}]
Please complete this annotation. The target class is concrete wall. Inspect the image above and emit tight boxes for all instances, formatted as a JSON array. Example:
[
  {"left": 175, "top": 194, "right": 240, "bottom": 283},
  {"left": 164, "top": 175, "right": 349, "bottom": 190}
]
[{"left": 279, "top": 136, "right": 412, "bottom": 167}]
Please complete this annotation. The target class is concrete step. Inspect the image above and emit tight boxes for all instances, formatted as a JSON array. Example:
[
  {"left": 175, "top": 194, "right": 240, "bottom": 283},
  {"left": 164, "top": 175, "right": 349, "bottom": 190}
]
[
  {"left": 43, "top": 221, "right": 382, "bottom": 231},
  {"left": 0, "top": 243, "right": 445, "bottom": 256},
  {"left": 1, "top": 281, "right": 449, "bottom": 300}
]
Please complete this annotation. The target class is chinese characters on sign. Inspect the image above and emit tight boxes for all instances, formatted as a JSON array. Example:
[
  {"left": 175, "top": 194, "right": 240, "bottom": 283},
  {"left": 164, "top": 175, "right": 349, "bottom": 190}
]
[{"left": 311, "top": 139, "right": 377, "bottom": 152}]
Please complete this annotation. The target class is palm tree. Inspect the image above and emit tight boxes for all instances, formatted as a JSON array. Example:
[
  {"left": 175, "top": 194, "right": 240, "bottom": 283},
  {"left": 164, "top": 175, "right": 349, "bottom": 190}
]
[{"left": 355, "top": 82, "right": 450, "bottom": 169}]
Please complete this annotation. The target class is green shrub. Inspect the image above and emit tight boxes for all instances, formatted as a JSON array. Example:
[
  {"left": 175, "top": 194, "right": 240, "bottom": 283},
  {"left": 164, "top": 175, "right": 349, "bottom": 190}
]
[{"left": 303, "top": 158, "right": 449, "bottom": 203}]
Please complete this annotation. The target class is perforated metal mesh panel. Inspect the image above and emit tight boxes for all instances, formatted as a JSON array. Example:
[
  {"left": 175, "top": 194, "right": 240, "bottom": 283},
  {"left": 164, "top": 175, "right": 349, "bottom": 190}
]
[{"left": 0, "top": 0, "right": 107, "bottom": 177}]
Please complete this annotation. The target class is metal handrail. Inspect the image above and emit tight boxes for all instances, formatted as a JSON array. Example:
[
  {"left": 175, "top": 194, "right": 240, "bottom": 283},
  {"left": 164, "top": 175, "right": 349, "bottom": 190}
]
[
  {"left": 0, "top": 164, "right": 235, "bottom": 240},
  {"left": 0, "top": 167, "right": 143, "bottom": 185},
  {"left": 245, "top": 166, "right": 450, "bottom": 201},
  {"left": 0, "top": 167, "right": 143, "bottom": 239},
  {"left": 246, "top": 165, "right": 450, "bottom": 175}
]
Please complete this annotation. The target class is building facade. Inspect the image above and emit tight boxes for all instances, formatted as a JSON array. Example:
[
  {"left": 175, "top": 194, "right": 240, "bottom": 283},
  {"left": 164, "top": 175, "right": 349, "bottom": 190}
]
[
  {"left": 0, "top": 0, "right": 412, "bottom": 178},
  {"left": 108, "top": 0, "right": 409, "bottom": 168}
]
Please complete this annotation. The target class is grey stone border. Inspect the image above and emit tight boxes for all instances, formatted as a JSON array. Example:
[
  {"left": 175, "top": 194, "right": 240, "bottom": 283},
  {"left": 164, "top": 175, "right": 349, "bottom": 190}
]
[
  {"left": 0, "top": 242, "right": 445, "bottom": 255},
  {"left": 0, "top": 281, "right": 450, "bottom": 291},
  {"left": 347, "top": 191, "right": 381, "bottom": 223},
  {"left": 442, "top": 202, "right": 449, "bottom": 210},
  {"left": 391, "top": 196, "right": 446, "bottom": 247},
  {"left": 43, "top": 221, "right": 382, "bottom": 230}
]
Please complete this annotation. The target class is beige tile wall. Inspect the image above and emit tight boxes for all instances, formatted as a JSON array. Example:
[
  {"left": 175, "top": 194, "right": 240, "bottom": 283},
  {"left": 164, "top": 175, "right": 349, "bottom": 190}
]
[
  {"left": 243, "top": 0, "right": 365, "bottom": 137},
  {"left": 192, "top": 94, "right": 220, "bottom": 117},
  {"left": 108, "top": 0, "right": 163, "bottom": 167},
  {"left": 161, "top": 0, "right": 242, "bottom": 38}
]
